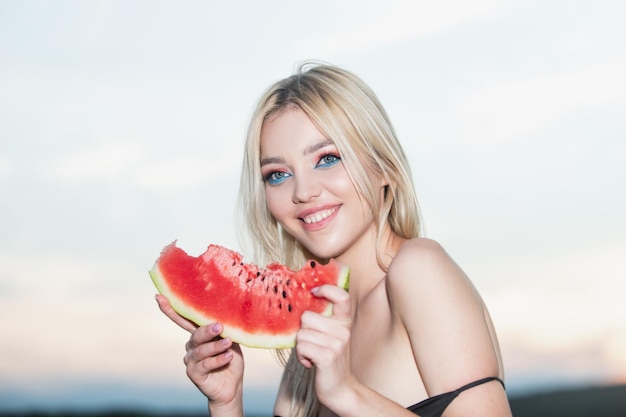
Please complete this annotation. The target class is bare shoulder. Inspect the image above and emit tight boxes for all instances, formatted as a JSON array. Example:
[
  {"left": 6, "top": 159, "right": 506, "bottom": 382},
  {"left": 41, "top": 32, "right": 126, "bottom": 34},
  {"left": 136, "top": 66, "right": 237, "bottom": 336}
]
[
  {"left": 389, "top": 237, "right": 450, "bottom": 265},
  {"left": 385, "top": 237, "right": 486, "bottom": 337},
  {"left": 385, "top": 238, "right": 509, "bottom": 414},
  {"left": 387, "top": 237, "right": 472, "bottom": 293},
  {"left": 387, "top": 238, "right": 503, "bottom": 383}
]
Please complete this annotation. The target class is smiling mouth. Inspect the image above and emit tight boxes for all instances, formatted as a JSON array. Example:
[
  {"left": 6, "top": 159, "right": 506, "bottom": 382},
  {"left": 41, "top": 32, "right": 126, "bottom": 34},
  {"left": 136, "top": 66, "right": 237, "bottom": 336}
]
[{"left": 301, "top": 207, "right": 338, "bottom": 224}]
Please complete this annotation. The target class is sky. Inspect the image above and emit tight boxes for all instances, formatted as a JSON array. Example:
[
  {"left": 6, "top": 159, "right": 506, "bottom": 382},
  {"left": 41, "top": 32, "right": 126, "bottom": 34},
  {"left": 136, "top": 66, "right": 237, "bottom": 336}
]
[{"left": 1, "top": 0, "right": 625, "bottom": 414}]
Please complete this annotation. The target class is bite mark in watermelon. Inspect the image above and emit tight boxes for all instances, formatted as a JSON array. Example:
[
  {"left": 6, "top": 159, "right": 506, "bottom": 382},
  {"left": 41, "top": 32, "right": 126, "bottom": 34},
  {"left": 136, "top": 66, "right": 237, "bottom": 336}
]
[{"left": 149, "top": 242, "right": 350, "bottom": 349}]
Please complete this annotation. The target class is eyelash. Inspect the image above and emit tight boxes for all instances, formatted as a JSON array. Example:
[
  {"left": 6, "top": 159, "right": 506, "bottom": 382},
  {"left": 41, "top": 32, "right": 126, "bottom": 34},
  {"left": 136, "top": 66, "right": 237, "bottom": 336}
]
[
  {"left": 316, "top": 153, "right": 341, "bottom": 168},
  {"left": 262, "top": 152, "right": 342, "bottom": 186},
  {"left": 263, "top": 170, "right": 290, "bottom": 185}
]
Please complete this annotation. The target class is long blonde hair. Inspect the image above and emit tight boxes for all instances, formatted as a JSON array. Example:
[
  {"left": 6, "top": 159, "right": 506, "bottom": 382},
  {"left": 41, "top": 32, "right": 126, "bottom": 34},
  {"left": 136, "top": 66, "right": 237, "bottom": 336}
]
[{"left": 236, "top": 62, "right": 423, "bottom": 416}]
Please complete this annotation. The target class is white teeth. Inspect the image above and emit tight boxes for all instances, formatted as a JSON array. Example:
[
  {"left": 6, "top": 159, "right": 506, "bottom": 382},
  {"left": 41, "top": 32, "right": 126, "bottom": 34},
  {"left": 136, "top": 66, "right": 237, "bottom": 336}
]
[{"left": 302, "top": 208, "right": 336, "bottom": 224}]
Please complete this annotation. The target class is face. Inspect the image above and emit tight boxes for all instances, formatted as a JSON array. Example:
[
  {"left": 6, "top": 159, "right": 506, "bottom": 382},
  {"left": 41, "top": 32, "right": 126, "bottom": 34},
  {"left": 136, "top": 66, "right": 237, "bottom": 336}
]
[{"left": 259, "top": 108, "right": 377, "bottom": 261}]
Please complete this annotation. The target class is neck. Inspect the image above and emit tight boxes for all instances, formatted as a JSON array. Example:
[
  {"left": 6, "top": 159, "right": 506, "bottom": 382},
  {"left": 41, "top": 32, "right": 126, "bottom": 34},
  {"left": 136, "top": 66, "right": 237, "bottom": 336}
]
[{"left": 335, "top": 224, "right": 405, "bottom": 303}]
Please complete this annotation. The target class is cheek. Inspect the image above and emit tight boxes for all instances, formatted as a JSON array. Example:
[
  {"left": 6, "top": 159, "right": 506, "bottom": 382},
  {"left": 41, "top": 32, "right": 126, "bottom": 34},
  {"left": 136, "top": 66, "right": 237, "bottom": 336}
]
[
  {"left": 332, "top": 174, "right": 374, "bottom": 218},
  {"left": 329, "top": 172, "right": 362, "bottom": 203},
  {"left": 334, "top": 175, "right": 356, "bottom": 194},
  {"left": 264, "top": 186, "right": 291, "bottom": 219}
]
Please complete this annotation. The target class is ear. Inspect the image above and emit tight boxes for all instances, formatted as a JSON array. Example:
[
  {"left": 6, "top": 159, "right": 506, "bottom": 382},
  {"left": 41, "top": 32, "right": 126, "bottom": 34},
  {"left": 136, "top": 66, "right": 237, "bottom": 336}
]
[
  {"left": 380, "top": 174, "right": 391, "bottom": 201},
  {"left": 381, "top": 173, "right": 389, "bottom": 187}
]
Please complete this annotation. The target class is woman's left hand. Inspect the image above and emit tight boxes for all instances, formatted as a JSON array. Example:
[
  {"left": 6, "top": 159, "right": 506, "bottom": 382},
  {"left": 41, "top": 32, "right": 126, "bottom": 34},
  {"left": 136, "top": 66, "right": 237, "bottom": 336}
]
[{"left": 295, "top": 284, "right": 355, "bottom": 404}]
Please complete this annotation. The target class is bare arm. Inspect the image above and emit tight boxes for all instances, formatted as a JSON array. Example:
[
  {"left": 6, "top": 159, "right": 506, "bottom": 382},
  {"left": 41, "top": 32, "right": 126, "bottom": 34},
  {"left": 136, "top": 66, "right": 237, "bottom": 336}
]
[{"left": 386, "top": 238, "right": 512, "bottom": 417}]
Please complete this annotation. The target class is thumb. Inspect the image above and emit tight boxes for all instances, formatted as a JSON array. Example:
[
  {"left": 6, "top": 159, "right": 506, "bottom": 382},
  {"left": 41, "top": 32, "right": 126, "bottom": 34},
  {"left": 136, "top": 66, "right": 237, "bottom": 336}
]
[{"left": 312, "top": 284, "right": 351, "bottom": 322}]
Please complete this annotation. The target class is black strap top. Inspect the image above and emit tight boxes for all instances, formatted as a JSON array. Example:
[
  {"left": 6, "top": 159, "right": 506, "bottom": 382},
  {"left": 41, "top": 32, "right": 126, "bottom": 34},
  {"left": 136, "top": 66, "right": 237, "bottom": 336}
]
[
  {"left": 406, "top": 377, "right": 505, "bottom": 417},
  {"left": 273, "top": 377, "right": 504, "bottom": 417}
]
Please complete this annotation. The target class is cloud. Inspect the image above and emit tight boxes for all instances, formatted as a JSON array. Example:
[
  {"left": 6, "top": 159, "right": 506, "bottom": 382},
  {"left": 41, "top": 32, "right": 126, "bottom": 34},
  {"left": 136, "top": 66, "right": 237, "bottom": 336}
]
[
  {"left": 476, "top": 239, "right": 626, "bottom": 386},
  {"left": 296, "top": 0, "right": 517, "bottom": 56},
  {"left": 44, "top": 139, "right": 145, "bottom": 184},
  {"left": 37, "top": 138, "right": 241, "bottom": 192},
  {"left": 453, "top": 61, "right": 626, "bottom": 145},
  {"left": 0, "top": 66, "right": 247, "bottom": 188},
  {"left": 130, "top": 151, "right": 234, "bottom": 192},
  {"left": 0, "top": 69, "right": 247, "bottom": 194}
]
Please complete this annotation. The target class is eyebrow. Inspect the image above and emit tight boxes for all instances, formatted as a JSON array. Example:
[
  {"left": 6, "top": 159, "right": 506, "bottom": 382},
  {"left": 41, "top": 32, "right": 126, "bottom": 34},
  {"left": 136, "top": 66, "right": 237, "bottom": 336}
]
[
  {"left": 260, "top": 139, "right": 335, "bottom": 167},
  {"left": 303, "top": 139, "right": 335, "bottom": 156},
  {"left": 260, "top": 156, "right": 285, "bottom": 167}
]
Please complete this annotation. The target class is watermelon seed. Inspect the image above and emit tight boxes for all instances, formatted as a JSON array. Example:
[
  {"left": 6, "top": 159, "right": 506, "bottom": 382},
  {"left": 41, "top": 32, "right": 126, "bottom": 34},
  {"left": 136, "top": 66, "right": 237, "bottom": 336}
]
[
  {"left": 288, "top": 304, "right": 292, "bottom": 312},
  {"left": 273, "top": 285, "right": 278, "bottom": 294},
  {"left": 282, "top": 290, "right": 287, "bottom": 298},
  {"left": 286, "top": 279, "right": 291, "bottom": 286},
  {"left": 278, "top": 301, "right": 282, "bottom": 309},
  {"left": 256, "top": 271, "right": 261, "bottom": 277},
  {"left": 310, "top": 261, "right": 316, "bottom": 268}
]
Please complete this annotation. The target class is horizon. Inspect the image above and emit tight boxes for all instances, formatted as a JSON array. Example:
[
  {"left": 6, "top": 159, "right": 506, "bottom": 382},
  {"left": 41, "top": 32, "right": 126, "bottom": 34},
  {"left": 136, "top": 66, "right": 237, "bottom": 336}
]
[{"left": 1, "top": 376, "right": 623, "bottom": 415}]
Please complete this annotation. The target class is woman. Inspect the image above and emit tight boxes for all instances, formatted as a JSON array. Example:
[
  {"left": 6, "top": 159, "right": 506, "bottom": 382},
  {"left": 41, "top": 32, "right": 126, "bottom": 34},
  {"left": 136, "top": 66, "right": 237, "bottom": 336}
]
[{"left": 156, "top": 62, "right": 512, "bottom": 417}]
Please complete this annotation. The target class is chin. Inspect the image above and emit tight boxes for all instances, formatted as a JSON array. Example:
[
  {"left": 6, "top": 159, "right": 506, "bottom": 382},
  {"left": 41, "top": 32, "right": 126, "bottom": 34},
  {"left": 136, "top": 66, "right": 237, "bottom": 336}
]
[{"left": 303, "top": 242, "right": 347, "bottom": 262}]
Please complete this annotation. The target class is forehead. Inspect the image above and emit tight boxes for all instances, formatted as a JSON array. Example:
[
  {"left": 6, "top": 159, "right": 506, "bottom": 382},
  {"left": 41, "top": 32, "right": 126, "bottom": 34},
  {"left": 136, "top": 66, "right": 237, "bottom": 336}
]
[{"left": 260, "top": 108, "right": 331, "bottom": 155}]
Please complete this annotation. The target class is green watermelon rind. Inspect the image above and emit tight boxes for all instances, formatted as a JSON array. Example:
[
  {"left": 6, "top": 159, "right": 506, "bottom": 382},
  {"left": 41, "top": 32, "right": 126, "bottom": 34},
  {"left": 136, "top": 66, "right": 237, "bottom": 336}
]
[
  {"left": 150, "top": 263, "right": 222, "bottom": 329},
  {"left": 149, "top": 259, "right": 350, "bottom": 349}
]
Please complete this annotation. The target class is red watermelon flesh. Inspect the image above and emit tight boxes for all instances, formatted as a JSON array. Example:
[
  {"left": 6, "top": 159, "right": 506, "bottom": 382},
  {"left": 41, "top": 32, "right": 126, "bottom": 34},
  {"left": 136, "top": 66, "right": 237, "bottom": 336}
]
[{"left": 149, "top": 242, "right": 350, "bottom": 349}]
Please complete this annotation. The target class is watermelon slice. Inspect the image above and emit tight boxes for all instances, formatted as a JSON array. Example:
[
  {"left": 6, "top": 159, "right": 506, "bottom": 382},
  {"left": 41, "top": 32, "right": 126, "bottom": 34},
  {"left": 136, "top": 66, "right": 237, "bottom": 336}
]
[{"left": 149, "top": 242, "right": 350, "bottom": 349}]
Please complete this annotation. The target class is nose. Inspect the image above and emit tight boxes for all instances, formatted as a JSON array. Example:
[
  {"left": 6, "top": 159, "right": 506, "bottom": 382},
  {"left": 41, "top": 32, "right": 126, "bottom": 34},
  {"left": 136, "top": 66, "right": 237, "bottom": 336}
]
[{"left": 292, "top": 174, "right": 322, "bottom": 203}]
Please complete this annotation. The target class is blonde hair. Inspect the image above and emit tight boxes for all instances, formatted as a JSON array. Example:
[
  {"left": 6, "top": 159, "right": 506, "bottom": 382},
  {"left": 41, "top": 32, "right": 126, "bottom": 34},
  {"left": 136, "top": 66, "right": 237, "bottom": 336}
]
[{"left": 236, "top": 62, "right": 423, "bottom": 416}]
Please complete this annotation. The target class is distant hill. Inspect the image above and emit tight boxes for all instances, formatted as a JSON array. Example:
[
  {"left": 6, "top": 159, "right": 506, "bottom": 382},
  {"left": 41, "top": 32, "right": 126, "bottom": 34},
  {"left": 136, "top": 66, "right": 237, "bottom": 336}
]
[
  {"left": 509, "top": 383, "right": 626, "bottom": 417},
  {"left": 1, "top": 383, "right": 625, "bottom": 416}
]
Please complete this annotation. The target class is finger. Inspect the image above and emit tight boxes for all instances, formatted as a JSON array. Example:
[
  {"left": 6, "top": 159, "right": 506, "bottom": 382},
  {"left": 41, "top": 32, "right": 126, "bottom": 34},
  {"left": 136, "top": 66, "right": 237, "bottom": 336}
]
[
  {"left": 185, "top": 335, "right": 233, "bottom": 365},
  {"left": 294, "top": 330, "right": 315, "bottom": 368},
  {"left": 300, "top": 310, "right": 339, "bottom": 332},
  {"left": 295, "top": 337, "right": 326, "bottom": 368},
  {"left": 296, "top": 315, "right": 350, "bottom": 370},
  {"left": 187, "top": 323, "right": 225, "bottom": 349},
  {"left": 298, "top": 316, "right": 349, "bottom": 350},
  {"left": 184, "top": 328, "right": 236, "bottom": 380},
  {"left": 187, "top": 346, "right": 235, "bottom": 378},
  {"left": 155, "top": 294, "right": 198, "bottom": 333},
  {"left": 296, "top": 327, "right": 347, "bottom": 369},
  {"left": 311, "top": 285, "right": 351, "bottom": 322}
]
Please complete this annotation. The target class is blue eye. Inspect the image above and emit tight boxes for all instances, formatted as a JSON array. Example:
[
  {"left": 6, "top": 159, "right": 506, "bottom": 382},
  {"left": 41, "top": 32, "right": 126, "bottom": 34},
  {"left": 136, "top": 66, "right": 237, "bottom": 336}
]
[
  {"left": 264, "top": 170, "right": 291, "bottom": 186},
  {"left": 316, "top": 154, "right": 341, "bottom": 168}
]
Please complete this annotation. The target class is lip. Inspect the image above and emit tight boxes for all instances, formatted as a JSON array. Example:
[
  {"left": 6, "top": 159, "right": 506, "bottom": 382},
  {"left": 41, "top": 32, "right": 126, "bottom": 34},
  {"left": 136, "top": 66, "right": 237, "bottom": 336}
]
[{"left": 297, "top": 204, "right": 341, "bottom": 231}]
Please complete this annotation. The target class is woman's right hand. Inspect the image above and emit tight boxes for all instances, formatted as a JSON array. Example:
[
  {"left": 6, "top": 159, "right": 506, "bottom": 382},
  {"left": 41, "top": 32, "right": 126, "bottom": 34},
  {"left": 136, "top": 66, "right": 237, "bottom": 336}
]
[{"left": 155, "top": 294, "right": 245, "bottom": 409}]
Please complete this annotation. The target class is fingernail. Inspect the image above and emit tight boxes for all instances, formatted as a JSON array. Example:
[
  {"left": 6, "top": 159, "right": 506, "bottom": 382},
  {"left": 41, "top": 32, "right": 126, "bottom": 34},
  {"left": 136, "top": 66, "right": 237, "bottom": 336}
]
[{"left": 211, "top": 323, "right": 221, "bottom": 333}]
